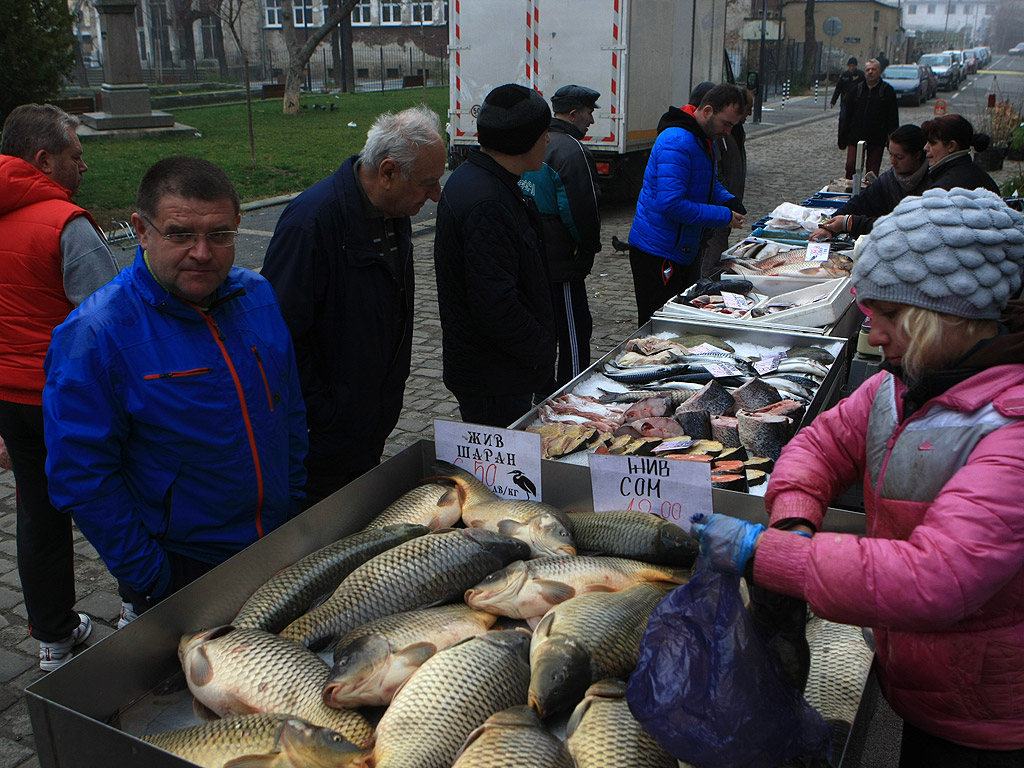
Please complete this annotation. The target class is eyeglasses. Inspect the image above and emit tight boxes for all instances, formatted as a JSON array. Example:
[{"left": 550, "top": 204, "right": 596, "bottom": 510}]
[{"left": 142, "top": 216, "right": 238, "bottom": 249}]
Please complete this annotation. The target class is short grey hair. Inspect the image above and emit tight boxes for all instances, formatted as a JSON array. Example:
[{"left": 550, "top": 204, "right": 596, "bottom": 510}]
[
  {"left": 866, "top": 58, "right": 881, "bottom": 68},
  {"left": 361, "top": 105, "right": 443, "bottom": 178},
  {"left": 1, "top": 104, "right": 79, "bottom": 161}
]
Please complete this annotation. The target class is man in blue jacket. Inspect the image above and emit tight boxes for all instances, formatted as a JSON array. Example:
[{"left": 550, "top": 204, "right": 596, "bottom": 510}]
[
  {"left": 262, "top": 107, "right": 445, "bottom": 505},
  {"left": 627, "top": 84, "right": 746, "bottom": 325},
  {"left": 43, "top": 157, "right": 308, "bottom": 626}
]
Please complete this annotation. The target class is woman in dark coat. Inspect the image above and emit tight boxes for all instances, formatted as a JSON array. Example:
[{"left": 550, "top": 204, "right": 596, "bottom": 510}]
[{"left": 922, "top": 114, "right": 1000, "bottom": 194}]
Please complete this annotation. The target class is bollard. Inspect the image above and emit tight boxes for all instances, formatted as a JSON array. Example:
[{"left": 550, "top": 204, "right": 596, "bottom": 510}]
[
  {"left": 781, "top": 80, "right": 790, "bottom": 110},
  {"left": 814, "top": 79, "right": 819, "bottom": 103},
  {"left": 934, "top": 99, "right": 946, "bottom": 115}
]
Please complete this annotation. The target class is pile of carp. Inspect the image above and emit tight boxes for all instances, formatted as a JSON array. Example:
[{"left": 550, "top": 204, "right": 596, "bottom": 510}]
[
  {"left": 141, "top": 460, "right": 700, "bottom": 768},
  {"left": 721, "top": 238, "right": 853, "bottom": 279},
  {"left": 527, "top": 334, "right": 837, "bottom": 490}
]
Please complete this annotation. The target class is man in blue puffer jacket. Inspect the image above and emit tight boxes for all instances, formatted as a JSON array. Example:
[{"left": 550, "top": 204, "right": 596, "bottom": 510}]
[
  {"left": 628, "top": 84, "right": 747, "bottom": 325},
  {"left": 43, "top": 157, "right": 307, "bottom": 625}
]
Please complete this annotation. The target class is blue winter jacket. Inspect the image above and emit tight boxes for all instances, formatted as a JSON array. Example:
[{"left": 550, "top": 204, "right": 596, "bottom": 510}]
[
  {"left": 628, "top": 109, "right": 735, "bottom": 265},
  {"left": 43, "top": 249, "right": 308, "bottom": 596}
]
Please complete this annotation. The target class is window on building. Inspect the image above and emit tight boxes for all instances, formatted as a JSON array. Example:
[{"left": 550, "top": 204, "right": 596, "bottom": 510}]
[
  {"left": 381, "top": 1, "right": 401, "bottom": 24},
  {"left": 874, "top": 9, "right": 880, "bottom": 20},
  {"left": 265, "top": 0, "right": 280, "bottom": 27},
  {"left": 149, "top": 0, "right": 172, "bottom": 63},
  {"left": 412, "top": 2, "right": 432, "bottom": 23},
  {"left": 985, "top": 3, "right": 993, "bottom": 12},
  {"left": 200, "top": 16, "right": 219, "bottom": 58},
  {"left": 908, "top": 4, "right": 917, "bottom": 13},
  {"left": 351, "top": 0, "right": 370, "bottom": 24},
  {"left": 927, "top": 3, "right": 936, "bottom": 12},
  {"left": 443, "top": 1, "right": 448, "bottom": 21},
  {"left": 948, "top": 4, "right": 956, "bottom": 13},
  {"left": 293, "top": 0, "right": 315, "bottom": 27}
]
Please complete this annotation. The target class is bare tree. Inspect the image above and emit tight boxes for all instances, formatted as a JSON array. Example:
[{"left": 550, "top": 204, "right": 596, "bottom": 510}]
[
  {"left": 802, "top": 0, "right": 818, "bottom": 85},
  {"left": 280, "top": 0, "right": 359, "bottom": 113},
  {"left": 208, "top": 0, "right": 256, "bottom": 161}
]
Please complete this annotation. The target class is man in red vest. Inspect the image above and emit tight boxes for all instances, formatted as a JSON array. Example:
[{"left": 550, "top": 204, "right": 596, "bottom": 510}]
[{"left": 0, "top": 103, "right": 118, "bottom": 670}]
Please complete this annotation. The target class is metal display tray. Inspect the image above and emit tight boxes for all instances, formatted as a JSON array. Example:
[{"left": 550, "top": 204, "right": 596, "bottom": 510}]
[
  {"left": 26, "top": 440, "right": 868, "bottom": 768},
  {"left": 513, "top": 317, "right": 850, "bottom": 438}
]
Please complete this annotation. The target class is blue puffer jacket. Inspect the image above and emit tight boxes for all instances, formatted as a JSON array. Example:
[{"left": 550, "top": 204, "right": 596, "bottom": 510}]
[
  {"left": 628, "top": 108, "right": 735, "bottom": 265},
  {"left": 43, "top": 249, "right": 308, "bottom": 596}
]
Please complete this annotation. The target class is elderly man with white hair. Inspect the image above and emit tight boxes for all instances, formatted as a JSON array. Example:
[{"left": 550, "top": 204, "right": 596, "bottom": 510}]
[{"left": 262, "top": 105, "right": 445, "bottom": 505}]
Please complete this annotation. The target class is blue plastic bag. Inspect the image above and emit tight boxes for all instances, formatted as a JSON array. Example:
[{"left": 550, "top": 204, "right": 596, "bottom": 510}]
[{"left": 626, "top": 554, "right": 832, "bottom": 768}]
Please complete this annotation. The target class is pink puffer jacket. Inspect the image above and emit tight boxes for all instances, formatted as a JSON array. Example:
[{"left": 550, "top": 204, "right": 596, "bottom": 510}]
[{"left": 754, "top": 366, "right": 1024, "bottom": 749}]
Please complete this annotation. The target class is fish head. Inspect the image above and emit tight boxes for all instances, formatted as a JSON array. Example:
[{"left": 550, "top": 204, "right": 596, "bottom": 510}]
[
  {"left": 464, "top": 560, "right": 529, "bottom": 614},
  {"left": 425, "top": 460, "right": 497, "bottom": 508},
  {"left": 279, "top": 718, "right": 373, "bottom": 768},
  {"left": 431, "top": 485, "right": 464, "bottom": 529},
  {"left": 657, "top": 522, "right": 700, "bottom": 567},
  {"left": 528, "top": 637, "right": 592, "bottom": 718},
  {"left": 526, "top": 514, "right": 577, "bottom": 557},
  {"left": 323, "top": 634, "right": 394, "bottom": 709},
  {"left": 476, "top": 628, "right": 533, "bottom": 664},
  {"left": 461, "top": 527, "right": 533, "bottom": 563},
  {"left": 177, "top": 624, "right": 235, "bottom": 666}
]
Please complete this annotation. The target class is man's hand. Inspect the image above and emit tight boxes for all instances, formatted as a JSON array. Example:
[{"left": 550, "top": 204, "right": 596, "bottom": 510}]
[
  {"left": 728, "top": 211, "right": 745, "bottom": 229},
  {"left": 691, "top": 513, "right": 765, "bottom": 574}
]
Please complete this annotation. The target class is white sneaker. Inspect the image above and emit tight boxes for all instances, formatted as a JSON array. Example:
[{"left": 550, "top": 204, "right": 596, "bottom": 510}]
[
  {"left": 38, "top": 613, "right": 93, "bottom": 671},
  {"left": 117, "top": 601, "right": 139, "bottom": 630}
]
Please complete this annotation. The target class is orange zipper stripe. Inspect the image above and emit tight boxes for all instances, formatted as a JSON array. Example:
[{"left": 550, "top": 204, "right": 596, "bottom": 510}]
[
  {"left": 143, "top": 368, "right": 211, "bottom": 380},
  {"left": 195, "top": 309, "right": 265, "bottom": 537},
  {"left": 252, "top": 346, "right": 274, "bottom": 412}
]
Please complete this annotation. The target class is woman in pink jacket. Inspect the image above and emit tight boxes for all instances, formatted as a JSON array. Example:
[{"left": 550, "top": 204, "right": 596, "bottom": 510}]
[{"left": 696, "top": 187, "right": 1024, "bottom": 766}]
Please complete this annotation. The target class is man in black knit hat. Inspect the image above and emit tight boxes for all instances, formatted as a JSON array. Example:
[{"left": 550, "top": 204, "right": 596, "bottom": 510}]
[{"left": 433, "top": 83, "right": 556, "bottom": 427}]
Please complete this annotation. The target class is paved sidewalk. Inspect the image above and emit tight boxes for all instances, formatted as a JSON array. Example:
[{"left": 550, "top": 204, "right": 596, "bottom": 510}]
[{"left": 4, "top": 98, "right": 1017, "bottom": 767}]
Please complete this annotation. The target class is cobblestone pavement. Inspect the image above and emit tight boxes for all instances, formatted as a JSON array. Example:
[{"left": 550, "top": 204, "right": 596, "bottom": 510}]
[{"left": 0, "top": 95, "right": 1018, "bottom": 767}]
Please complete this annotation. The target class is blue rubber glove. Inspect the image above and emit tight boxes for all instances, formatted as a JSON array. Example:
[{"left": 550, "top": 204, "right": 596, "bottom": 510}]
[{"left": 690, "top": 513, "right": 766, "bottom": 575}]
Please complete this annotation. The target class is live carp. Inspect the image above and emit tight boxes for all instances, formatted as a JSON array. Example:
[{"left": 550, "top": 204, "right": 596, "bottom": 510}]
[
  {"left": 465, "top": 556, "right": 689, "bottom": 620},
  {"left": 178, "top": 626, "right": 374, "bottom": 750},
  {"left": 373, "top": 629, "right": 532, "bottom": 768},
  {"left": 528, "top": 583, "right": 666, "bottom": 717},
  {"left": 142, "top": 713, "right": 371, "bottom": 768},
  {"left": 428, "top": 461, "right": 575, "bottom": 557},
  {"left": 231, "top": 524, "right": 429, "bottom": 634},
  {"left": 323, "top": 604, "right": 497, "bottom": 708},
  {"left": 358, "top": 483, "right": 463, "bottom": 531},
  {"left": 280, "top": 528, "right": 528, "bottom": 648},
  {"left": 564, "top": 510, "right": 697, "bottom": 566},
  {"left": 451, "top": 706, "right": 574, "bottom": 768}
]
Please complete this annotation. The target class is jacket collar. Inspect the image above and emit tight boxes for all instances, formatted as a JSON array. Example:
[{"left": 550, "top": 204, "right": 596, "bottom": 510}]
[
  {"left": 549, "top": 117, "right": 584, "bottom": 140},
  {"left": 127, "top": 246, "right": 246, "bottom": 316},
  {"left": 468, "top": 148, "right": 527, "bottom": 196},
  {"left": 0, "top": 155, "right": 74, "bottom": 216}
]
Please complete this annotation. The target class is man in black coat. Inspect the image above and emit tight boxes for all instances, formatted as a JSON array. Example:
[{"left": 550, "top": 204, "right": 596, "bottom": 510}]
[
  {"left": 830, "top": 57, "right": 865, "bottom": 109},
  {"left": 838, "top": 58, "right": 899, "bottom": 178},
  {"left": 262, "top": 106, "right": 445, "bottom": 505},
  {"left": 434, "top": 84, "right": 556, "bottom": 427}
]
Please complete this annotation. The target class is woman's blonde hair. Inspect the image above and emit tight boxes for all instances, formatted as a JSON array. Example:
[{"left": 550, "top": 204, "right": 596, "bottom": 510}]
[{"left": 892, "top": 305, "right": 997, "bottom": 380}]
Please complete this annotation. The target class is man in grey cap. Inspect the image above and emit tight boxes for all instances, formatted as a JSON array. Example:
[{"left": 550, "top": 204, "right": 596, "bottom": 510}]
[
  {"left": 520, "top": 84, "right": 602, "bottom": 394},
  {"left": 434, "top": 83, "right": 556, "bottom": 426}
]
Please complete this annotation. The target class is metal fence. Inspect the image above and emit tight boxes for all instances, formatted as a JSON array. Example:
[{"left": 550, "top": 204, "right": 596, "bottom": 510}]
[{"left": 729, "top": 39, "right": 853, "bottom": 98}]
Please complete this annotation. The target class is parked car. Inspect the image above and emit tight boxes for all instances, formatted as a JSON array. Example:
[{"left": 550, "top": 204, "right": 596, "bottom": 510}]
[
  {"left": 963, "top": 50, "right": 978, "bottom": 74},
  {"left": 1010, "top": 42, "right": 1024, "bottom": 55},
  {"left": 884, "top": 64, "right": 930, "bottom": 106},
  {"left": 979, "top": 46, "right": 992, "bottom": 66},
  {"left": 919, "top": 53, "right": 960, "bottom": 90},
  {"left": 941, "top": 50, "right": 965, "bottom": 85},
  {"left": 921, "top": 65, "right": 939, "bottom": 99}
]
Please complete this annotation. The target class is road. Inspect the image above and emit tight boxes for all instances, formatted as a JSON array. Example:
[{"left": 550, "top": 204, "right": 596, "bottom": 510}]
[{"left": 3, "top": 70, "right": 1022, "bottom": 767}]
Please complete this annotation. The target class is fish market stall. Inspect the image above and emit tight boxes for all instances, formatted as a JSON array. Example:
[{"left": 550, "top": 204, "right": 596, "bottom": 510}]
[
  {"left": 512, "top": 318, "right": 848, "bottom": 495},
  {"left": 25, "top": 441, "right": 876, "bottom": 768}
]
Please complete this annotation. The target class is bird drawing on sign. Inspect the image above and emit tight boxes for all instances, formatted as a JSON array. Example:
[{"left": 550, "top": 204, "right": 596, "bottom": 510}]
[
  {"left": 509, "top": 470, "right": 537, "bottom": 499},
  {"left": 611, "top": 235, "right": 630, "bottom": 253}
]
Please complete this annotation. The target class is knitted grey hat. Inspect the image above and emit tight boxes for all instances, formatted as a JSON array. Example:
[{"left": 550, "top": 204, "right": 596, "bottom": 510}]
[
  {"left": 852, "top": 187, "right": 1024, "bottom": 319},
  {"left": 477, "top": 84, "right": 551, "bottom": 155}
]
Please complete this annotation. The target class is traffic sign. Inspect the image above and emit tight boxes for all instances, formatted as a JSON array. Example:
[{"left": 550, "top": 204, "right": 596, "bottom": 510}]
[{"left": 823, "top": 17, "right": 842, "bottom": 36}]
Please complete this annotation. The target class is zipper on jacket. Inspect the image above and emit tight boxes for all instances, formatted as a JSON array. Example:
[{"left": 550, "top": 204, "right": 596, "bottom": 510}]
[
  {"left": 143, "top": 368, "right": 211, "bottom": 380},
  {"left": 252, "top": 346, "right": 275, "bottom": 413},
  {"left": 195, "top": 309, "right": 266, "bottom": 537}
]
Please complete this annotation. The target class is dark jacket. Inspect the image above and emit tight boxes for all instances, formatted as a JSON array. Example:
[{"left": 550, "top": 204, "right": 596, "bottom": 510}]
[
  {"left": 925, "top": 151, "right": 1001, "bottom": 195},
  {"left": 831, "top": 68, "right": 866, "bottom": 105},
  {"left": 44, "top": 250, "right": 307, "bottom": 595},
  {"left": 628, "top": 107, "right": 737, "bottom": 264},
  {"left": 716, "top": 122, "right": 747, "bottom": 203},
  {"left": 261, "top": 156, "right": 413, "bottom": 479},
  {"left": 839, "top": 80, "right": 899, "bottom": 148},
  {"left": 434, "top": 149, "right": 555, "bottom": 395},
  {"left": 518, "top": 117, "right": 602, "bottom": 283},
  {"left": 836, "top": 165, "right": 929, "bottom": 236}
]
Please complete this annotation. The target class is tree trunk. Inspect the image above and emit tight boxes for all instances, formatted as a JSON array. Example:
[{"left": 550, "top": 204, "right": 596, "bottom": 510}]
[
  {"left": 802, "top": 0, "right": 817, "bottom": 84},
  {"left": 282, "top": 0, "right": 359, "bottom": 112},
  {"left": 212, "top": 16, "right": 229, "bottom": 79},
  {"left": 328, "top": 0, "right": 343, "bottom": 87}
]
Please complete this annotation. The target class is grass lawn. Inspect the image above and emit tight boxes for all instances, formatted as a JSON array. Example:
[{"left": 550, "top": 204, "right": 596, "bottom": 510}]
[{"left": 77, "top": 86, "right": 449, "bottom": 227}]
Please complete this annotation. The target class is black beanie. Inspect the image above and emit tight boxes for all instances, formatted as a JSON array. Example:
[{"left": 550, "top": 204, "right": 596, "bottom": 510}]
[{"left": 477, "top": 84, "right": 552, "bottom": 155}]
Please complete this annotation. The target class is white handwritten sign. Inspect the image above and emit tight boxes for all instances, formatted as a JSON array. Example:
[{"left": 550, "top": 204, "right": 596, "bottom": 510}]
[
  {"left": 721, "top": 291, "right": 753, "bottom": 310},
  {"left": 807, "top": 242, "right": 831, "bottom": 262},
  {"left": 589, "top": 453, "right": 712, "bottom": 525},
  {"left": 434, "top": 419, "right": 543, "bottom": 500}
]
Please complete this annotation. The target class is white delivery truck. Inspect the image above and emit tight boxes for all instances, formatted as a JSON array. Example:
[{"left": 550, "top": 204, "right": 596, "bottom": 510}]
[{"left": 447, "top": 0, "right": 729, "bottom": 190}]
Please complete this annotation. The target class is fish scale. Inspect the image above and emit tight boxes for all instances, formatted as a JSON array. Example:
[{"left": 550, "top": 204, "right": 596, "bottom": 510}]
[
  {"left": 178, "top": 627, "right": 374, "bottom": 750},
  {"left": 565, "top": 511, "right": 698, "bottom": 566},
  {"left": 142, "top": 713, "right": 370, "bottom": 768},
  {"left": 231, "top": 523, "right": 429, "bottom": 633},
  {"left": 279, "top": 528, "right": 528, "bottom": 647},
  {"left": 566, "top": 679, "right": 678, "bottom": 768},
  {"left": 358, "top": 483, "right": 463, "bottom": 531},
  {"left": 451, "top": 706, "right": 575, "bottom": 768},
  {"left": 374, "top": 630, "right": 532, "bottom": 768}
]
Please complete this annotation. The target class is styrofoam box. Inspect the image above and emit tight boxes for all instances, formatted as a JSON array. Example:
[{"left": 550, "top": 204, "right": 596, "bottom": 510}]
[
  {"left": 659, "top": 275, "right": 843, "bottom": 325},
  {"left": 743, "top": 277, "right": 853, "bottom": 327}
]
